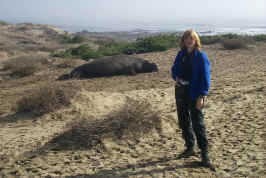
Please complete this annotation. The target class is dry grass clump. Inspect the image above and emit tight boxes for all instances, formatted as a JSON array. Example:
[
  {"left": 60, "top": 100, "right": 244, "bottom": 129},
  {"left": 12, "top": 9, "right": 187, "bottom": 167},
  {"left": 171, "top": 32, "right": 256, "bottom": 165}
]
[
  {"left": 2, "top": 55, "right": 49, "bottom": 77},
  {"left": 222, "top": 39, "right": 247, "bottom": 50},
  {"left": 0, "top": 21, "right": 9, "bottom": 26},
  {"left": 56, "top": 59, "right": 81, "bottom": 68},
  {"left": 23, "top": 43, "right": 63, "bottom": 53},
  {"left": 51, "top": 99, "right": 162, "bottom": 150},
  {"left": 13, "top": 82, "right": 77, "bottom": 115}
]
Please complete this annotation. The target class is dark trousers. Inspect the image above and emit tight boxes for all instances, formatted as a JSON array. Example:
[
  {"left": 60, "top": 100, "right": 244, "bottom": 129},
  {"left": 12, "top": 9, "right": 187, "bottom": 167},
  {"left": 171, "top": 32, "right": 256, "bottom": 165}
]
[{"left": 175, "top": 86, "right": 208, "bottom": 152}]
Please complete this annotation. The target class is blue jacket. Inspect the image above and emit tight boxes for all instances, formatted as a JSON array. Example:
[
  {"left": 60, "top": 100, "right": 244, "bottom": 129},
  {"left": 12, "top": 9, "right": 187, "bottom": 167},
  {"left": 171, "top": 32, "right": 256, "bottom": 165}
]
[{"left": 171, "top": 49, "right": 210, "bottom": 99}]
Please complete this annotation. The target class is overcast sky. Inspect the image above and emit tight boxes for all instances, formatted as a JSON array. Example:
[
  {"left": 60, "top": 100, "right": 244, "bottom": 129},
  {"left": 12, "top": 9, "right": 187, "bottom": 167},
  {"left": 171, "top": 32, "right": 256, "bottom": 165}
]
[{"left": 0, "top": 0, "right": 265, "bottom": 27}]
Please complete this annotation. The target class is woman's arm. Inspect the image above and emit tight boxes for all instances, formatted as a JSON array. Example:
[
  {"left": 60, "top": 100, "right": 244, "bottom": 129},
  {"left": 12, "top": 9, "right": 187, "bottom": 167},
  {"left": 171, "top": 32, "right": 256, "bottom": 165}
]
[
  {"left": 196, "top": 52, "right": 210, "bottom": 109},
  {"left": 199, "top": 52, "right": 210, "bottom": 96},
  {"left": 171, "top": 51, "right": 182, "bottom": 81}
]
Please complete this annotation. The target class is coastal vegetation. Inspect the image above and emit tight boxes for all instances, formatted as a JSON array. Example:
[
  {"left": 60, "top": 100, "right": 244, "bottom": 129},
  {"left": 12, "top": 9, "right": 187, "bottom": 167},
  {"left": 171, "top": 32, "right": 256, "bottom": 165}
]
[{"left": 53, "top": 33, "right": 266, "bottom": 60}]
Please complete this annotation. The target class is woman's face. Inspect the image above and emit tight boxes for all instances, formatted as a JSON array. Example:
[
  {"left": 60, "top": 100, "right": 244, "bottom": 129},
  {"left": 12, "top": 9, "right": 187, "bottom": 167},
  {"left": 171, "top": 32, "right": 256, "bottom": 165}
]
[{"left": 184, "top": 35, "right": 196, "bottom": 49}]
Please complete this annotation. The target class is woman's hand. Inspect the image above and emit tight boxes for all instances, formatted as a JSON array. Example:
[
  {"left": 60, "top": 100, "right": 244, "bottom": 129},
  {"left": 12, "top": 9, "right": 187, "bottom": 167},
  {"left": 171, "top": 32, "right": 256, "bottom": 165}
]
[
  {"left": 196, "top": 96, "right": 204, "bottom": 110},
  {"left": 175, "top": 77, "right": 181, "bottom": 87}
]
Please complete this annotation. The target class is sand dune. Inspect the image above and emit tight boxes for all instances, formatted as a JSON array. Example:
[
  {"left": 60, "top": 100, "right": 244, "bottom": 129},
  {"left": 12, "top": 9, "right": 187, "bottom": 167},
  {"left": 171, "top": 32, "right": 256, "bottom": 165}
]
[{"left": 0, "top": 24, "right": 265, "bottom": 177}]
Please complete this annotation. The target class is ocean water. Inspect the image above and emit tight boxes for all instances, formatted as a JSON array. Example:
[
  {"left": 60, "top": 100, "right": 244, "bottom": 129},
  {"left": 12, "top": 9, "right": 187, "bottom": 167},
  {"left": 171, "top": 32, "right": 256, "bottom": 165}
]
[{"left": 62, "top": 22, "right": 266, "bottom": 36}]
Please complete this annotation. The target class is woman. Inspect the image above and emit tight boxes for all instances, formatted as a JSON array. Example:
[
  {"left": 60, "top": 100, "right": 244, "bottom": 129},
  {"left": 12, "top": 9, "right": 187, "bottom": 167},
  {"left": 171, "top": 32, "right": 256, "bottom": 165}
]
[{"left": 171, "top": 29, "right": 211, "bottom": 167}]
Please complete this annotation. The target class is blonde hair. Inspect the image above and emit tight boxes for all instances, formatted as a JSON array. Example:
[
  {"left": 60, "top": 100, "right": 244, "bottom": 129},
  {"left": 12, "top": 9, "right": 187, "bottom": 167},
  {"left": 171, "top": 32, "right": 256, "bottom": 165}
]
[{"left": 180, "top": 29, "right": 201, "bottom": 51}]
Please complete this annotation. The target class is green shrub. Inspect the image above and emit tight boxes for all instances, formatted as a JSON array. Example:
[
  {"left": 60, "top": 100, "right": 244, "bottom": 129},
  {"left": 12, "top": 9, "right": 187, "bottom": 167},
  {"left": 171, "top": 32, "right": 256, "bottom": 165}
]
[
  {"left": 81, "top": 50, "right": 103, "bottom": 60},
  {"left": 72, "top": 35, "right": 86, "bottom": 43},
  {"left": 98, "top": 42, "right": 126, "bottom": 56},
  {"left": 52, "top": 44, "right": 102, "bottom": 60},
  {"left": 200, "top": 34, "right": 250, "bottom": 45},
  {"left": 52, "top": 34, "right": 179, "bottom": 59},
  {"left": 220, "top": 33, "right": 240, "bottom": 40},
  {"left": 135, "top": 34, "right": 178, "bottom": 53},
  {"left": 70, "top": 44, "right": 90, "bottom": 56},
  {"left": 52, "top": 50, "right": 73, "bottom": 58},
  {"left": 219, "top": 34, "right": 256, "bottom": 43},
  {"left": 60, "top": 35, "right": 86, "bottom": 44},
  {"left": 135, "top": 38, "right": 162, "bottom": 53},
  {"left": 253, "top": 34, "right": 266, "bottom": 42},
  {"left": 71, "top": 44, "right": 103, "bottom": 59},
  {"left": 200, "top": 35, "right": 222, "bottom": 44},
  {"left": 121, "top": 44, "right": 138, "bottom": 54},
  {"left": 54, "top": 33, "right": 266, "bottom": 60},
  {"left": 200, "top": 34, "right": 266, "bottom": 45}
]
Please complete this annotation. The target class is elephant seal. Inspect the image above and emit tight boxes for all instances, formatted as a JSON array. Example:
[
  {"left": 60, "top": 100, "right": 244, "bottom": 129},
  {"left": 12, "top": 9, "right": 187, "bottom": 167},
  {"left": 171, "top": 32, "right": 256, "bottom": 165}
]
[{"left": 58, "top": 55, "right": 158, "bottom": 80}]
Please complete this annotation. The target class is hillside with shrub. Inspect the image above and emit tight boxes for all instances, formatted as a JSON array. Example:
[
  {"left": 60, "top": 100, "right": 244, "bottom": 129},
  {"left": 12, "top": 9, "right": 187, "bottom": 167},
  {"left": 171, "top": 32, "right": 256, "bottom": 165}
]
[{"left": 0, "top": 22, "right": 265, "bottom": 177}]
